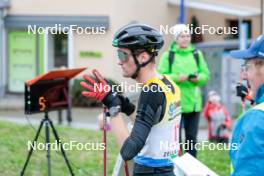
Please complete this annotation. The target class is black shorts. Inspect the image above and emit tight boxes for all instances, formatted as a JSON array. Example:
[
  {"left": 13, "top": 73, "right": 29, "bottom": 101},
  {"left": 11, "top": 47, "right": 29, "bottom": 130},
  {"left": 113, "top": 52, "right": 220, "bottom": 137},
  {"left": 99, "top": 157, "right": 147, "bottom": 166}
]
[{"left": 133, "top": 163, "right": 175, "bottom": 176}]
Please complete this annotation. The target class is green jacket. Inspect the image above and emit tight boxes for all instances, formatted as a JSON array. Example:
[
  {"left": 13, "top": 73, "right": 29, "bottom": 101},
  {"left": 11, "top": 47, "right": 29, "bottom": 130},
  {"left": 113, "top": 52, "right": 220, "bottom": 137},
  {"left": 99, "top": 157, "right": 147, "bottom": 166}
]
[{"left": 157, "top": 42, "right": 210, "bottom": 113}]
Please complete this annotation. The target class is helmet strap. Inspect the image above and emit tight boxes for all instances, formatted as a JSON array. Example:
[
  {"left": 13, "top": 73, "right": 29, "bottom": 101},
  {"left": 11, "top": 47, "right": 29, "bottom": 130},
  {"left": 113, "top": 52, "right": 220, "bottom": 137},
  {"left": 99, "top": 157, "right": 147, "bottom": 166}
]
[
  {"left": 131, "top": 53, "right": 141, "bottom": 79},
  {"left": 130, "top": 52, "right": 155, "bottom": 79}
]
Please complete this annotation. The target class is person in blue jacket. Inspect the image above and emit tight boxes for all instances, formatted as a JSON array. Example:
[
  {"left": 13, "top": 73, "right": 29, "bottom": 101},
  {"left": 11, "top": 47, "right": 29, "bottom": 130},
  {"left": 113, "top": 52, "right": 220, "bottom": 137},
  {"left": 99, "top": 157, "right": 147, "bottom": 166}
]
[{"left": 229, "top": 34, "right": 264, "bottom": 175}]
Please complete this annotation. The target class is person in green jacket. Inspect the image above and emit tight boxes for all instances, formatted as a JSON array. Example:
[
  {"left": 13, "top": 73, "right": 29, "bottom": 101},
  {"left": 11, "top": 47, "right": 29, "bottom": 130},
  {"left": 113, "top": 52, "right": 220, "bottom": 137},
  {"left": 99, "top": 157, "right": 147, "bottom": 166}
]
[{"left": 158, "top": 24, "right": 210, "bottom": 157}]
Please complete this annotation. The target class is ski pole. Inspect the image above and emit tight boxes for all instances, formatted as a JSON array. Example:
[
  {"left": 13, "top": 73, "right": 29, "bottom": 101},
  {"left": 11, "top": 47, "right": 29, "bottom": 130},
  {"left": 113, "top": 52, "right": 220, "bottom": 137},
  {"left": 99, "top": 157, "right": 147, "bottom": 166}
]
[
  {"left": 103, "top": 107, "right": 107, "bottom": 176},
  {"left": 124, "top": 161, "right": 129, "bottom": 176}
]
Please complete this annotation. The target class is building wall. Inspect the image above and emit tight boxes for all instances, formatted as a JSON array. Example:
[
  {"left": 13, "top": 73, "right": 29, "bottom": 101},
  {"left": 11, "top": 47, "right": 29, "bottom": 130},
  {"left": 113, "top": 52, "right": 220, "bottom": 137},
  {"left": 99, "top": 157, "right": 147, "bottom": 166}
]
[
  {"left": 4, "top": 0, "right": 262, "bottom": 84},
  {"left": 6, "top": 0, "right": 179, "bottom": 83},
  {"left": 204, "top": 0, "right": 261, "bottom": 8},
  {"left": 8, "top": 0, "right": 114, "bottom": 15},
  {"left": 186, "top": 7, "right": 261, "bottom": 41}
]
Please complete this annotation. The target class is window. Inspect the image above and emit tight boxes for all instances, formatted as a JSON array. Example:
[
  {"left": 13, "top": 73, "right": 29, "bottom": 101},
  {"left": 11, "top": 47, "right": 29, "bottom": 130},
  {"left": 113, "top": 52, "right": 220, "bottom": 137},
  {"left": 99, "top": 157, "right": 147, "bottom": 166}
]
[
  {"left": 54, "top": 34, "right": 68, "bottom": 68},
  {"left": 226, "top": 19, "right": 252, "bottom": 40}
]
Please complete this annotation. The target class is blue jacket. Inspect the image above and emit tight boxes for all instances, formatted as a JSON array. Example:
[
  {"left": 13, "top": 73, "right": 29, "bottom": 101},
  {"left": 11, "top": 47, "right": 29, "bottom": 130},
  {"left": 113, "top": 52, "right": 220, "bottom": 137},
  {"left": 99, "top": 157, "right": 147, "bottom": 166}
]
[{"left": 230, "top": 84, "right": 264, "bottom": 175}]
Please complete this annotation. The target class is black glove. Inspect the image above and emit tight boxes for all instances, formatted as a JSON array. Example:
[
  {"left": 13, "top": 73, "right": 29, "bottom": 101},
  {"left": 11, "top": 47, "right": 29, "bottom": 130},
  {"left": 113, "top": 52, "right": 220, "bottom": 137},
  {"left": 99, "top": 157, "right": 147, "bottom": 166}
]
[
  {"left": 118, "top": 94, "right": 135, "bottom": 116},
  {"left": 102, "top": 91, "right": 122, "bottom": 109},
  {"left": 236, "top": 83, "right": 248, "bottom": 99},
  {"left": 103, "top": 92, "right": 135, "bottom": 116}
]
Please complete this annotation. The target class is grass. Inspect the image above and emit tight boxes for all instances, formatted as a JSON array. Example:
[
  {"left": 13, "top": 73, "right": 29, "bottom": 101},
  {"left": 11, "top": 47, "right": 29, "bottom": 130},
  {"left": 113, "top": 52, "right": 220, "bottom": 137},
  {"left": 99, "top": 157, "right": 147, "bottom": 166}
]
[
  {"left": 0, "top": 120, "right": 229, "bottom": 176},
  {"left": 197, "top": 145, "right": 230, "bottom": 176},
  {"left": 0, "top": 120, "right": 119, "bottom": 176}
]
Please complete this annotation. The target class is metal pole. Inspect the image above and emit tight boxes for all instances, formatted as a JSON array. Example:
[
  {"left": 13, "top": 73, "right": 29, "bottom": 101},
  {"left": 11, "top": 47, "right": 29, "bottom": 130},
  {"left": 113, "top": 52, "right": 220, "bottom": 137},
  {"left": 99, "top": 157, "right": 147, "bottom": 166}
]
[
  {"left": 262, "top": 0, "right": 264, "bottom": 34},
  {"left": 103, "top": 108, "right": 107, "bottom": 176},
  {"left": 20, "top": 118, "right": 46, "bottom": 176},
  {"left": 0, "top": 10, "right": 4, "bottom": 97},
  {"left": 0, "top": 0, "right": 10, "bottom": 97},
  {"left": 124, "top": 161, "right": 129, "bottom": 176},
  {"left": 179, "top": 0, "right": 185, "bottom": 23},
  {"left": 45, "top": 112, "right": 51, "bottom": 176},
  {"left": 66, "top": 83, "right": 72, "bottom": 125},
  {"left": 49, "top": 117, "right": 74, "bottom": 175}
]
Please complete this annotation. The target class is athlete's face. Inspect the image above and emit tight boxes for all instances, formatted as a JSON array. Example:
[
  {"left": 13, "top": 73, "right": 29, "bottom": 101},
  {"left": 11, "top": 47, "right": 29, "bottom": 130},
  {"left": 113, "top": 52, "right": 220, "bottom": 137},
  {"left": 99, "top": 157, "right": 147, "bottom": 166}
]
[
  {"left": 242, "top": 59, "right": 264, "bottom": 97},
  {"left": 176, "top": 31, "right": 191, "bottom": 48},
  {"left": 117, "top": 48, "right": 138, "bottom": 78}
]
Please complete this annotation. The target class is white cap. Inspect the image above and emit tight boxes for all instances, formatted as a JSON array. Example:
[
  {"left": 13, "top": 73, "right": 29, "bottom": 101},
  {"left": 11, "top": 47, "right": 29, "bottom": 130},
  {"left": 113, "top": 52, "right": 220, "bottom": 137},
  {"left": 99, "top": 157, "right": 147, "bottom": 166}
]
[
  {"left": 208, "top": 91, "right": 221, "bottom": 103},
  {"left": 170, "top": 24, "right": 190, "bottom": 40},
  {"left": 208, "top": 91, "right": 218, "bottom": 97}
]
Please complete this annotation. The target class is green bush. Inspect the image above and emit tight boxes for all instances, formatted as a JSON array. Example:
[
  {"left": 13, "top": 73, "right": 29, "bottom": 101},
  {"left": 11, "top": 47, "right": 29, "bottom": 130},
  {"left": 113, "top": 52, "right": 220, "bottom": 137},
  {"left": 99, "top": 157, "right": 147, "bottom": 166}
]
[{"left": 71, "top": 77, "right": 121, "bottom": 107}]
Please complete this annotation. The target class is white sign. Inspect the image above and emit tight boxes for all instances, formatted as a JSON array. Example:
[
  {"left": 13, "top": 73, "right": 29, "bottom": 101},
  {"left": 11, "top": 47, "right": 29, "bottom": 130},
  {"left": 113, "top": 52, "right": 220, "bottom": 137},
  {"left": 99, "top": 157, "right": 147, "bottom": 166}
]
[{"left": 173, "top": 153, "right": 219, "bottom": 176}]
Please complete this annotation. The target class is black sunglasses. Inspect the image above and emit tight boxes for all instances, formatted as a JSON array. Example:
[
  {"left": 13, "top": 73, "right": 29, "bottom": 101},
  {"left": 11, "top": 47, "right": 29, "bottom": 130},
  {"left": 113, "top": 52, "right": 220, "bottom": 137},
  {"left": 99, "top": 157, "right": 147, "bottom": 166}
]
[
  {"left": 117, "top": 49, "right": 146, "bottom": 62},
  {"left": 117, "top": 50, "right": 132, "bottom": 62}
]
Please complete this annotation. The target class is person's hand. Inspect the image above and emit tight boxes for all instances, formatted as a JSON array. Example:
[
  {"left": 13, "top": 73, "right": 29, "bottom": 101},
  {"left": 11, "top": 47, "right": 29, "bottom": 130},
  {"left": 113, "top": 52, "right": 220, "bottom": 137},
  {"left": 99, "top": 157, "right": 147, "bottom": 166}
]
[
  {"left": 188, "top": 74, "right": 199, "bottom": 82},
  {"left": 97, "top": 113, "right": 111, "bottom": 131},
  {"left": 236, "top": 83, "right": 248, "bottom": 99},
  {"left": 178, "top": 74, "right": 187, "bottom": 82},
  {"left": 80, "top": 69, "right": 135, "bottom": 116},
  {"left": 80, "top": 69, "right": 110, "bottom": 101},
  {"left": 236, "top": 82, "right": 255, "bottom": 105},
  {"left": 189, "top": 77, "right": 198, "bottom": 82}
]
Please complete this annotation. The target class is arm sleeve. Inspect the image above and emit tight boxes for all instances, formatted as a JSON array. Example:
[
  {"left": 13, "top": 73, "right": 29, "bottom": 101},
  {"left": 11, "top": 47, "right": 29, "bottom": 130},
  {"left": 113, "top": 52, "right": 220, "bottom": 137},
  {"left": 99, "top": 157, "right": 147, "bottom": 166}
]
[
  {"left": 195, "top": 51, "right": 210, "bottom": 86},
  {"left": 120, "top": 85, "right": 165, "bottom": 161},
  {"left": 232, "top": 112, "right": 264, "bottom": 176},
  {"left": 157, "top": 52, "right": 180, "bottom": 83}
]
